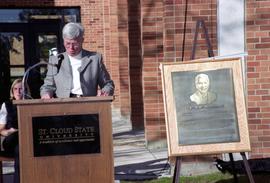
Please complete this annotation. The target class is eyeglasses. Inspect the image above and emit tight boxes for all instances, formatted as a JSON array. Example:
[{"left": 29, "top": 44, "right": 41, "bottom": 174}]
[{"left": 64, "top": 41, "right": 81, "bottom": 48}]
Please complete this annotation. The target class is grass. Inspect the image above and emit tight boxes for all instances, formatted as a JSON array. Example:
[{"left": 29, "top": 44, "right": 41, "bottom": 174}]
[{"left": 121, "top": 172, "right": 270, "bottom": 183}]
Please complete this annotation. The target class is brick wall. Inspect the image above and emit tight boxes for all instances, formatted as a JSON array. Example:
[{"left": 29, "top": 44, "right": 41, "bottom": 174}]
[
  {"left": 129, "top": 0, "right": 145, "bottom": 129},
  {"left": 163, "top": 0, "right": 217, "bottom": 62},
  {"left": 142, "top": 0, "right": 218, "bottom": 148},
  {"left": 117, "top": 0, "right": 131, "bottom": 117},
  {"left": 246, "top": 0, "right": 270, "bottom": 158},
  {"left": 142, "top": 0, "right": 166, "bottom": 147}
]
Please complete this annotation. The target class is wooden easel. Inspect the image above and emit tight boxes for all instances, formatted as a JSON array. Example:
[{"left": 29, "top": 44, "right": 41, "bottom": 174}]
[
  {"left": 228, "top": 152, "right": 255, "bottom": 183},
  {"left": 172, "top": 19, "right": 255, "bottom": 183},
  {"left": 190, "top": 19, "right": 214, "bottom": 60}
]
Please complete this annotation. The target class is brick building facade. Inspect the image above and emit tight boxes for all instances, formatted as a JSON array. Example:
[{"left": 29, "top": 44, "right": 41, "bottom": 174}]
[{"left": 0, "top": 0, "right": 270, "bottom": 158}]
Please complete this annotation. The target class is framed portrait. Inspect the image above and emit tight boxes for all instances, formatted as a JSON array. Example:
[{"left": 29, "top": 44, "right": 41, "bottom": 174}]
[{"left": 160, "top": 57, "right": 251, "bottom": 157}]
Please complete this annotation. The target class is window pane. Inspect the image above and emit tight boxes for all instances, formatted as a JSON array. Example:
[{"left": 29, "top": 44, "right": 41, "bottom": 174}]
[
  {"left": 10, "top": 67, "right": 24, "bottom": 78},
  {"left": 0, "top": 8, "right": 80, "bottom": 23},
  {"left": 38, "top": 34, "right": 58, "bottom": 62},
  {"left": 9, "top": 34, "right": 25, "bottom": 66},
  {"left": 0, "top": 32, "right": 25, "bottom": 79}
]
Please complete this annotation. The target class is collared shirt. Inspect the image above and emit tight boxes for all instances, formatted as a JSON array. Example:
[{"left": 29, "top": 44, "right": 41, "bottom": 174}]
[{"left": 68, "top": 52, "right": 83, "bottom": 95}]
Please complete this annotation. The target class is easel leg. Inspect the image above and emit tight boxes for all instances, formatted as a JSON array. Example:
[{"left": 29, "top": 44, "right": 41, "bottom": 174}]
[
  {"left": 229, "top": 153, "right": 238, "bottom": 183},
  {"left": 172, "top": 156, "right": 181, "bottom": 183},
  {"left": 240, "top": 152, "right": 255, "bottom": 183}
]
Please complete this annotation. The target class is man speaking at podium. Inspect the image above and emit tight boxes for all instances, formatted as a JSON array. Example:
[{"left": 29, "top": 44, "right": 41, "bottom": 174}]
[{"left": 40, "top": 22, "right": 114, "bottom": 99}]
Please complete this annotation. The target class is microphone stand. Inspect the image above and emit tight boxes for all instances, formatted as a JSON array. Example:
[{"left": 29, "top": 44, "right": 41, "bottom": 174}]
[{"left": 22, "top": 61, "right": 57, "bottom": 99}]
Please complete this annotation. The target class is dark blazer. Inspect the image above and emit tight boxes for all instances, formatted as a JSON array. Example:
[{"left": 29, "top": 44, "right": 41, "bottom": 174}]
[{"left": 40, "top": 50, "right": 114, "bottom": 98}]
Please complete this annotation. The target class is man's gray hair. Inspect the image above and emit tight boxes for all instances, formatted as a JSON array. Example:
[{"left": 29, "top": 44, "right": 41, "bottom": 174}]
[
  {"left": 62, "top": 22, "right": 84, "bottom": 39},
  {"left": 195, "top": 73, "right": 209, "bottom": 84}
]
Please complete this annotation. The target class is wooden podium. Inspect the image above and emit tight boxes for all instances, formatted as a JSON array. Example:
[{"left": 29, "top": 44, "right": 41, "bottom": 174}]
[{"left": 14, "top": 96, "right": 114, "bottom": 183}]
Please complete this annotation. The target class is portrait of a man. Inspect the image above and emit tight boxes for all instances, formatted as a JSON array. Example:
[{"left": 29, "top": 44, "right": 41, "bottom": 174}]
[
  {"left": 160, "top": 58, "right": 251, "bottom": 156},
  {"left": 189, "top": 73, "right": 216, "bottom": 105},
  {"left": 171, "top": 68, "right": 240, "bottom": 145}
]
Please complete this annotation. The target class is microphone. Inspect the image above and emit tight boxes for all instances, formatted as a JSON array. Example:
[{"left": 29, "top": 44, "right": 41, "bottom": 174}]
[
  {"left": 22, "top": 61, "right": 58, "bottom": 99},
  {"left": 57, "top": 54, "right": 64, "bottom": 72}
]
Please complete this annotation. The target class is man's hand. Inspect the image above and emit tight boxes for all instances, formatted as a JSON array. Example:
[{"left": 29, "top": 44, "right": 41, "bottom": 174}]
[
  {"left": 41, "top": 93, "right": 52, "bottom": 99},
  {"left": 98, "top": 90, "right": 109, "bottom": 96}
]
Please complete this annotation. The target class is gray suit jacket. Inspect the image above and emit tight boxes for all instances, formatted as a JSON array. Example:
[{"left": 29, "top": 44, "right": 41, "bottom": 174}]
[{"left": 40, "top": 50, "right": 114, "bottom": 98}]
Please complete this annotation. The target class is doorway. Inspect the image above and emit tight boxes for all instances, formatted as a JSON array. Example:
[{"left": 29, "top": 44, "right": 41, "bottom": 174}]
[
  {"left": 0, "top": 20, "right": 62, "bottom": 100},
  {"left": 0, "top": 8, "right": 80, "bottom": 103}
]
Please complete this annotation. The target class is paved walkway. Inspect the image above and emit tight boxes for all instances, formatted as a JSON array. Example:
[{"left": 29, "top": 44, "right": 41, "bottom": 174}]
[
  {"left": 112, "top": 111, "right": 219, "bottom": 181},
  {"left": 112, "top": 111, "right": 217, "bottom": 181},
  {"left": 112, "top": 111, "right": 170, "bottom": 181}
]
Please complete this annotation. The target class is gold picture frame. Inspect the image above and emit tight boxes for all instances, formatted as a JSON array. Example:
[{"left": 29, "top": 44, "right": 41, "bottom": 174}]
[{"left": 160, "top": 57, "right": 251, "bottom": 157}]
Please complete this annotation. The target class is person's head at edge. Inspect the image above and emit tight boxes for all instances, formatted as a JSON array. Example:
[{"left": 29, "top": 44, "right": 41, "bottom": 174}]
[
  {"left": 62, "top": 22, "right": 84, "bottom": 57},
  {"left": 195, "top": 73, "right": 210, "bottom": 95},
  {"left": 10, "top": 78, "right": 30, "bottom": 100},
  {"left": 10, "top": 79, "right": 23, "bottom": 100}
]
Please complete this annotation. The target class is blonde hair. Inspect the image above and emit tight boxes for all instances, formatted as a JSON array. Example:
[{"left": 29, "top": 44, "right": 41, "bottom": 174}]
[{"left": 10, "top": 78, "right": 31, "bottom": 100}]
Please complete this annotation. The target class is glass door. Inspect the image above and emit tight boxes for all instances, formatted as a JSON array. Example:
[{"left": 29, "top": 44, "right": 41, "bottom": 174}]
[
  {"left": 0, "top": 20, "right": 62, "bottom": 100},
  {"left": 0, "top": 24, "right": 28, "bottom": 103},
  {"left": 27, "top": 19, "right": 62, "bottom": 98}
]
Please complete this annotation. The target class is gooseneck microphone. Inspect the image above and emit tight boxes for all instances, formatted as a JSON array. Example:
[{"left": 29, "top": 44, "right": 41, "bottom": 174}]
[
  {"left": 57, "top": 54, "right": 64, "bottom": 72},
  {"left": 22, "top": 55, "right": 63, "bottom": 99}
]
